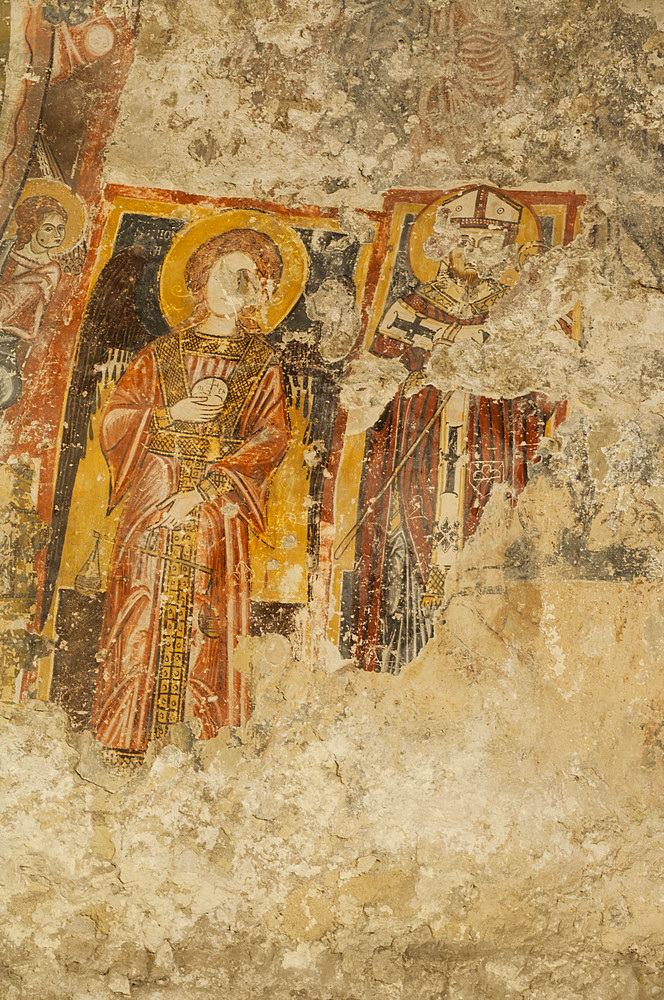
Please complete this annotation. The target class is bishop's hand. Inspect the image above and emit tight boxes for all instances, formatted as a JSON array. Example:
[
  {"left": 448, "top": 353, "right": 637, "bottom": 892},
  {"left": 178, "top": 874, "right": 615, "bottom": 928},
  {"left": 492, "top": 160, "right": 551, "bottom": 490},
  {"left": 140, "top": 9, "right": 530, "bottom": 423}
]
[{"left": 169, "top": 396, "right": 223, "bottom": 423}]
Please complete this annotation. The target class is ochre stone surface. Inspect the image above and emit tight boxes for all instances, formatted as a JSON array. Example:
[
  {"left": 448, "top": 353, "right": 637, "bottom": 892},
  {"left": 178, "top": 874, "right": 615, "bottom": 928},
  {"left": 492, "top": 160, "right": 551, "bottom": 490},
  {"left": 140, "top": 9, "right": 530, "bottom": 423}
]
[
  {"left": 2, "top": 569, "right": 664, "bottom": 998},
  {"left": 2, "top": 0, "right": 664, "bottom": 996}
]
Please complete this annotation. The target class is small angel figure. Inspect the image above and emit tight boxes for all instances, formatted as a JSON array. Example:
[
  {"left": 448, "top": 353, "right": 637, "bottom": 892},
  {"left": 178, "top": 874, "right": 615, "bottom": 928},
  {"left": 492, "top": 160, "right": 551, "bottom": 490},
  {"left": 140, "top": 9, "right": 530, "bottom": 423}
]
[{"left": 0, "top": 194, "right": 69, "bottom": 409}]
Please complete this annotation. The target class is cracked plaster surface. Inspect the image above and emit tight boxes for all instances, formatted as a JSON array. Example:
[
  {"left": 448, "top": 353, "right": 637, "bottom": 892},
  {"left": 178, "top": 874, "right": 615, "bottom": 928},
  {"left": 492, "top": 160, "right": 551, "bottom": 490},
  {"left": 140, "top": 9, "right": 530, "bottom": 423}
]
[
  {"left": 4, "top": 0, "right": 664, "bottom": 997},
  {"left": 2, "top": 579, "right": 664, "bottom": 999},
  {"left": 106, "top": 0, "right": 664, "bottom": 209}
]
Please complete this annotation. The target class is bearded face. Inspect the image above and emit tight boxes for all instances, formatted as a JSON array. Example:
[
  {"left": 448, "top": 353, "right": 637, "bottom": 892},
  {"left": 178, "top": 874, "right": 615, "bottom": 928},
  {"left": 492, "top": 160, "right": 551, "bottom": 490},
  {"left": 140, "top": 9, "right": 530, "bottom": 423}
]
[{"left": 445, "top": 226, "right": 517, "bottom": 287}]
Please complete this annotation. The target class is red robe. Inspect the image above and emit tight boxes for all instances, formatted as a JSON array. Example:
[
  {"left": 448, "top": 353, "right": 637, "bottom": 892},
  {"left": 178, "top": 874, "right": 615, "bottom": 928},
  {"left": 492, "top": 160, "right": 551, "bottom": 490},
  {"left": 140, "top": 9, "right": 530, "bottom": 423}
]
[
  {"left": 351, "top": 297, "right": 557, "bottom": 673},
  {"left": 0, "top": 249, "right": 61, "bottom": 343},
  {"left": 90, "top": 329, "right": 290, "bottom": 754}
]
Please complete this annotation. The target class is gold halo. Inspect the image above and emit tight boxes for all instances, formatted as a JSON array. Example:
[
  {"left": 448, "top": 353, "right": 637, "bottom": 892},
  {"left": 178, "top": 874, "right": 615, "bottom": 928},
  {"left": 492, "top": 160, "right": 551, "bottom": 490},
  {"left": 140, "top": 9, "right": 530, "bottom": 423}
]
[
  {"left": 408, "top": 185, "right": 543, "bottom": 284},
  {"left": 7, "top": 178, "right": 87, "bottom": 253},
  {"left": 159, "top": 210, "right": 309, "bottom": 332}
]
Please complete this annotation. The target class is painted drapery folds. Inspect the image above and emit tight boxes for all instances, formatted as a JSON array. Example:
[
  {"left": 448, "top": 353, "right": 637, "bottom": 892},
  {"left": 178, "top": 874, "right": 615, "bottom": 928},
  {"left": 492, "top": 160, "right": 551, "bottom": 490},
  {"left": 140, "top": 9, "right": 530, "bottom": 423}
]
[
  {"left": 7, "top": 1, "right": 664, "bottom": 994},
  {"left": 0, "top": 179, "right": 86, "bottom": 409},
  {"left": 91, "top": 326, "right": 289, "bottom": 758},
  {"left": 344, "top": 186, "right": 563, "bottom": 674},
  {"left": 86, "top": 213, "right": 306, "bottom": 759},
  {"left": 329, "top": 185, "right": 583, "bottom": 674},
  {"left": 1, "top": 180, "right": 585, "bottom": 758}
]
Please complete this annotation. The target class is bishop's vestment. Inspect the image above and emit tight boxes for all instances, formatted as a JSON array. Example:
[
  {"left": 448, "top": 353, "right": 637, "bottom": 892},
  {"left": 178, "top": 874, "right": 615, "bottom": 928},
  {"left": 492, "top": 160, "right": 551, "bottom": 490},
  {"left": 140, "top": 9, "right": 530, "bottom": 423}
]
[{"left": 350, "top": 277, "right": 558, "bottom": 674}]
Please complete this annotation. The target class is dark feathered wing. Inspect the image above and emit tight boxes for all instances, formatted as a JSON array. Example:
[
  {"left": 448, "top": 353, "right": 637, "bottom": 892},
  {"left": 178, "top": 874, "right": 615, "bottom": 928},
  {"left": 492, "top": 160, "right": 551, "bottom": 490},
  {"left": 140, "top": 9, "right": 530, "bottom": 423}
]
[{"left": 39, "top": 246, "right": 152, "bottom": 629}]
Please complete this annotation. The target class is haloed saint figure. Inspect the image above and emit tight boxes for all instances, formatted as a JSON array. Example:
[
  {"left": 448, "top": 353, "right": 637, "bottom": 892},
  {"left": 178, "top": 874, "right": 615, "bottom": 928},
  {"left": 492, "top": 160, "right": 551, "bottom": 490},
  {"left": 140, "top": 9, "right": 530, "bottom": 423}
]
[
  {"left": 0, "top": 195, "right": 68, "bottom": 408},
  {"left": 91, "top": 226, "right": 292, "bottom": 764},
  {"left": 350, "top": 185, "right": 561, "bottom": 674}
]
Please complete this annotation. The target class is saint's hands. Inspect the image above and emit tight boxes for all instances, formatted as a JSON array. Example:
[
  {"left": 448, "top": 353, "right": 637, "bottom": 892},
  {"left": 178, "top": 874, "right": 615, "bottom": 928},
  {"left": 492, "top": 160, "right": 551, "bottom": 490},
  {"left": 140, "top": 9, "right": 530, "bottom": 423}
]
[
  {"left": 156, "top": 395, "right": 223, "bottom": 527},
  {"left": 156, "top": 490, "right": 203, "bottom": 528},
  {"left": 169, "top": 395, "right": 223, "bottom": 423}
]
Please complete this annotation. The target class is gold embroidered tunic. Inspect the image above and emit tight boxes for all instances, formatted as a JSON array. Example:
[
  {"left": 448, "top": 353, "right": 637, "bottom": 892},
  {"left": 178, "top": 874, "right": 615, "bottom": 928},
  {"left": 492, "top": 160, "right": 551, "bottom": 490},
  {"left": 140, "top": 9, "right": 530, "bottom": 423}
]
[{"left": 90, "top": 328, "right": 290, "bottom": 757}]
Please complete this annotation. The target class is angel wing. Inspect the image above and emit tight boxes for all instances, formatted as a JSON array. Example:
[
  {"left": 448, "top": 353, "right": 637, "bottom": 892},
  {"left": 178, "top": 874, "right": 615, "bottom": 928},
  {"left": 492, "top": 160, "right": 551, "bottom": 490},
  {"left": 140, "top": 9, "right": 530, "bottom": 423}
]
[{"left": 39, "top": 245, "right": 152, "bottom": 629}]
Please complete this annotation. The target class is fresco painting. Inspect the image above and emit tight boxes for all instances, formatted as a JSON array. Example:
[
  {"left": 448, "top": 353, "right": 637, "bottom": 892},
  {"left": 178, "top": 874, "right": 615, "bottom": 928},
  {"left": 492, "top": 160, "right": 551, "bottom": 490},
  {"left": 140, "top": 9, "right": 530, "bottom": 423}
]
[
  {"left": 329, "top": 186, "right": 585, "bottom": 674},
  {"left": 326, "top": 188, "right": 584, "bottom": 670},
  {"left": 36, "top": 191, "right": 375, "bottom": 760},
  {"left": 0, "top": 169, "right": 584, "bottom": 763},
  {"left": 0, "top": 179, "right": 86, "bottom": 410},
  {"left": 4, "top": 4, "right": 664, "bottom": 996},
  {"left": 0, "top": 2, "right": 594, "bottom": 760}
]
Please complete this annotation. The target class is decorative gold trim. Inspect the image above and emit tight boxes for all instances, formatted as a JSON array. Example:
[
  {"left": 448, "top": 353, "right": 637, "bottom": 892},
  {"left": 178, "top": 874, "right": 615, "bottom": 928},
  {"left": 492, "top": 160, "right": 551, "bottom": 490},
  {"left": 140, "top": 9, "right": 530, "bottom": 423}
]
[
  {"left": 151, "top": 406, "right": 172, "bottom": 431},
  {"left": 198, "top": 472, "right": 233, "bottom": 500},
  {"left": 151, "top": 331, "right": 274, "bottom": 444},
  {"left": 215, "top": 334, "right": 274, "bottom": 439},
  {"left": 182, "top": 329, "right": 250, "bottom": 358},
  {"left": 421, "top": 565, "right": 448, "bottom": 608},
  {"left": 148, "top": 431, "right": 240, "bottom": 463},
  {"left": 149, "top": 512, "right": 200, "bottom": 742},
  {"left": 153, "top": 333, "right": 189, "bottom": 409}
]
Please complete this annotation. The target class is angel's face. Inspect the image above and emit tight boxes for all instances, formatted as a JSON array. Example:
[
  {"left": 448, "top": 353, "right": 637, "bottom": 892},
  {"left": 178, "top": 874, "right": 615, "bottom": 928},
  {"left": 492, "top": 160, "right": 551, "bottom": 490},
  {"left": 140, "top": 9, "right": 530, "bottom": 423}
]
[
  {"left": 205, "top": 251, "right": 265, "bottom": 317},
  {"left": 33, "top": 212, "right": 67, "bottom": 252}
]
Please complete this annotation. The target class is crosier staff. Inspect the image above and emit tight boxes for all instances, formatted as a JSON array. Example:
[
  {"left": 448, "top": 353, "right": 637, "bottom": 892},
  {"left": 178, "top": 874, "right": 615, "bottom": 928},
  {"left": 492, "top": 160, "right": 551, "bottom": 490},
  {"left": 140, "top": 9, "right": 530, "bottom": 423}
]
[{"left": 334, "top": 390, "right": 453, "bottom": 560}]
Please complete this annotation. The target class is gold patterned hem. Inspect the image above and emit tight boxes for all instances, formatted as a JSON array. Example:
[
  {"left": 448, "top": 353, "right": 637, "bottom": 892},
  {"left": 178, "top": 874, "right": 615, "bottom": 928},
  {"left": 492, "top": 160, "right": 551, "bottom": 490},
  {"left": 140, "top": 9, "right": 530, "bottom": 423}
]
[
  {"left": 421, "top": 565, "right": 449, "bottom": 608},
  {"left": 149, "top": 509, "right": 200, "bottom": 742},
  {"left": 419, "top": 278, "right": 511, "bottom": 320},
  {"left": 101, "top": 747, "right": 146, "bottom": 771}
]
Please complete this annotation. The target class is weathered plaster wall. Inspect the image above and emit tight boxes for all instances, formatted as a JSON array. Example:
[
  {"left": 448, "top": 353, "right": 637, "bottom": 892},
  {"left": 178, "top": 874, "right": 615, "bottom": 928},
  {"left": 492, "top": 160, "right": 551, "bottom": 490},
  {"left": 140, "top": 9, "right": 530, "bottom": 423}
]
[
  {"left": 106, "top": 0, "right": 664, "bottom": 209},
  {"left": 3, "top": 564, "right": 664, "bottom": 999},
  {"left": 4, "top": 1, "right": 664, "bottom": 998}
]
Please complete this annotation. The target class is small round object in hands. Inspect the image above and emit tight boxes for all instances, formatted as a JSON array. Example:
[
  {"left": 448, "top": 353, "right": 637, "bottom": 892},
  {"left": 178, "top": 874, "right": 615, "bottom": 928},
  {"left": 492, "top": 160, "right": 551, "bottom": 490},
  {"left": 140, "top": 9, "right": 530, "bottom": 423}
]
[{"left": 191, "top": 377, "right": 228, "bottom": 407}]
